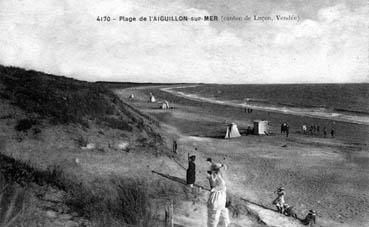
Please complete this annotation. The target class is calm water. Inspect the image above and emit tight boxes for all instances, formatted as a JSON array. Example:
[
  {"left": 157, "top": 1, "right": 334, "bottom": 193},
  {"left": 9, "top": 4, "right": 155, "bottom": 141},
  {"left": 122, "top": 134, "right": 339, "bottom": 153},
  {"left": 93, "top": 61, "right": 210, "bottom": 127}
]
[{"left": 176, "top": 84, "right": 369, "bottom": 125}]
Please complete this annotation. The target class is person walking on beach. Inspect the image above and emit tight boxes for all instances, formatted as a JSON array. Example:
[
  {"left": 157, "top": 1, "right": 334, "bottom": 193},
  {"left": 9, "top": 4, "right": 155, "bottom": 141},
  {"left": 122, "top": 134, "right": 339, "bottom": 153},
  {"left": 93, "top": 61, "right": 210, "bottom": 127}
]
[
  {"left": 331, "top": 128, "right": 335, "bottom": 138},
  {"left": 207, "top": 162, "right": 230, "bottom": 227},
  {"left": 186, "top": 155, "right": 196, "bottom": 187},
  {"left": 323, "top": 127, "right": 327, "bottom": 138},
  {"left": 272, "top": 187, "right": 286, "bottom": 213}
]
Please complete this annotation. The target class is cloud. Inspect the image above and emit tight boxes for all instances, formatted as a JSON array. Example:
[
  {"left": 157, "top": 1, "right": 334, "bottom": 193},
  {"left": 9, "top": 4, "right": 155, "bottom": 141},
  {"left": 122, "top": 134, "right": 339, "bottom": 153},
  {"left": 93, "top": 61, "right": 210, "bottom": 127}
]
[{"left": 0, "top": 0, "right": 368, "bottom": 83}]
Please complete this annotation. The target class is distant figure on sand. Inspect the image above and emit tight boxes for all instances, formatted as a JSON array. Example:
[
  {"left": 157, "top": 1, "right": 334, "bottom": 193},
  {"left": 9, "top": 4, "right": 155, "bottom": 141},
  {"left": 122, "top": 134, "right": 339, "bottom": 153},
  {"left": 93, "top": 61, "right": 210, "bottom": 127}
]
[
  {"left": 172, "top": 140, "right": 177, "bottom": 153},
  {"left": 301, "top": 209, "right": 316, "bottom": 226},
  {"left": 331, "top": 128, "right": 335, "bottom": 138},
  {"left": 286, "top": 125, "right": 289, "bottom": 137},
  {"left": 272, "top": 187, "right": 286, "bottom": 213},
  {"left": 323, "top": 127, "right": 327, "bottom": 138},
  {"left": 207, "top": 162, "right": 229, "bottom": 227},
  {"left": 186, "top": 155, "right": 196, "bottom": 187},
  {"left": 281, "top": 122, "right": 289, "bottom": 137},
  {"left": 302, "top": 125, "right": 307, "bottom": 134}
]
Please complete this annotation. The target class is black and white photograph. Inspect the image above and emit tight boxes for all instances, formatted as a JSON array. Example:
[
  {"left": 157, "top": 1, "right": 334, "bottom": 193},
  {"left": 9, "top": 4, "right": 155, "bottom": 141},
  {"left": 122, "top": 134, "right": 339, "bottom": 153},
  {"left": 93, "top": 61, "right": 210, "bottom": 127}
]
[{"left": 0, "top": 0, "right": 368, "bottom": 226}]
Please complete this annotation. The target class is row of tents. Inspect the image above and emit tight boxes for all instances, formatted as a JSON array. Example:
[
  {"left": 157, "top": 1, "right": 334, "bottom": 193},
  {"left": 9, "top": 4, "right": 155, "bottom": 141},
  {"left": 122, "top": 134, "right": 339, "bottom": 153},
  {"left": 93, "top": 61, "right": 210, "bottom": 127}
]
[
  {"left": 225, "top": 120, "right": 270, "bottom": 138},
  {"left": 129, "top": 93, "right": 171, "bottom": 109},
  {"left": 130, "top": 92, "right": 269, "bottom": 138}
]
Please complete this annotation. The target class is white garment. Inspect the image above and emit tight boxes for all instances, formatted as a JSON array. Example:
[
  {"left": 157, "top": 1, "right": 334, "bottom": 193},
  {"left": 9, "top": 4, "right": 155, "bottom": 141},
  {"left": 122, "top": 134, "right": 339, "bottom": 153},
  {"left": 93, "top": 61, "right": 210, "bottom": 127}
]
[
  {"left": 207, "top": 173, "right": 229, "bottom": 226},
  {"left": 207, "top": 207, "right": 230, "bottom": 227}
]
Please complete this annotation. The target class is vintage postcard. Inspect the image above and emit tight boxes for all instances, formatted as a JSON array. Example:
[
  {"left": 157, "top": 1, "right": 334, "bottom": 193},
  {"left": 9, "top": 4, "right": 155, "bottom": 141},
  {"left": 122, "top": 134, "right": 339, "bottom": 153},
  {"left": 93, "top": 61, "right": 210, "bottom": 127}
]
[{"left": 0, "top": 0, "right": 368, "bottom": 226}]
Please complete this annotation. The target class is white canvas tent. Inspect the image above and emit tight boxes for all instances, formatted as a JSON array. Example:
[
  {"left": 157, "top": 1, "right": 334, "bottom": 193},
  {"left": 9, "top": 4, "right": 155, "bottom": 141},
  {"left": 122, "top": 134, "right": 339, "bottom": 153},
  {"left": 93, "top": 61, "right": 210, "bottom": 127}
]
[
  {"left": 149, "top": 93, "right": 156, "bottom": 102},
  {"left": 253, "top": 120, "right": 269, "bottom": 135},
  {"left": 160, "top": 100, "right": 170, "bottom": 109},
  {"left": 225, "top": 123, "right": 241, "bottom": 138}
]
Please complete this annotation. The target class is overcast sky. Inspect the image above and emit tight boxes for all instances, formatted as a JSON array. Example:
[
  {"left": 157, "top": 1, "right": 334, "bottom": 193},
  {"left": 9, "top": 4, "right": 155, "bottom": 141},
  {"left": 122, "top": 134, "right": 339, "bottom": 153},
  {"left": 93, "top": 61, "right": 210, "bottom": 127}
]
[{"left": 0, "top": 0, "right": 368, "bottom": 83}]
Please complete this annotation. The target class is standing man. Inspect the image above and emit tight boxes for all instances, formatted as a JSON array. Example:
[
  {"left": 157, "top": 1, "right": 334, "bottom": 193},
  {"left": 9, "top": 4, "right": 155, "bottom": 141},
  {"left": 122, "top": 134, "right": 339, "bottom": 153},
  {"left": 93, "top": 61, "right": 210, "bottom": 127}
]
[
  {"left": 285, "top": 123, "right": 289, "bottom": 137},
  {"left": 173, "top": 139, "right": 177, "bottom": 153},
  {"left": 207, "top": 162, "right": 230, "bottom": 227},
  {"left": 186, "top": 155, "right": 196, "bottom": 187}
]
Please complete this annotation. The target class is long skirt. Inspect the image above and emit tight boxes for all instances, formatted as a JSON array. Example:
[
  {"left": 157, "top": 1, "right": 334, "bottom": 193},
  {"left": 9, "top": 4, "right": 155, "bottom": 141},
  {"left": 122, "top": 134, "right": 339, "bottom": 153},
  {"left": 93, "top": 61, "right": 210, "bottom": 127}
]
[{"left": 207, "top": 207, "right": 230, "bottom": 227}]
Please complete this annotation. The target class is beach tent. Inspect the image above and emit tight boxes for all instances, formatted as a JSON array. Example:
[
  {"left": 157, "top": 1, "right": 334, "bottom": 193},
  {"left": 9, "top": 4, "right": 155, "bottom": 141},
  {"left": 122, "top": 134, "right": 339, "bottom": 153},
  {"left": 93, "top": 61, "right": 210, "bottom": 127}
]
[
  {"left": 225, "top": 123, "right": 241, "bottom": 139},
  {"left": 160, "top": 100, "right": 170, "bottom": 109},
  {"left": 149, "top": 94, "right": 156, "bottom": 103},
  {"left": 253, "top": 120, "right": 269, "bottom": 135}
]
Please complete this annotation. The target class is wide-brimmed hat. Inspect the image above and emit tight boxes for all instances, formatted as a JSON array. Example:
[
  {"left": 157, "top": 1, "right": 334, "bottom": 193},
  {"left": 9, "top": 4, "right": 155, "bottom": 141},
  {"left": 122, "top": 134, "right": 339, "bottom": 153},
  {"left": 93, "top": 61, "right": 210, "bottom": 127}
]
[
  {"left": 309, "top": 209, "right": 316, "bottom": 214},
  {"left": 189, "top": 155, "right": 196, "bottom": 160},
  {"left": 210, "top": 162, "right": 223, "bottom": 171},
  {"left": 277, "top": 187, "right": 285, "bottom": 191}
]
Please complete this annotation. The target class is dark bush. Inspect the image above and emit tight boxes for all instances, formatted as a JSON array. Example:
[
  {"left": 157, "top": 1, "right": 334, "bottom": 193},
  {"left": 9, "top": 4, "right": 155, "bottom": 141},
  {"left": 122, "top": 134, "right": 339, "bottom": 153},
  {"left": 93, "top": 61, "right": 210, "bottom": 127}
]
[{"left": 15, "top": 119, "right": 36, "bottom": 132}]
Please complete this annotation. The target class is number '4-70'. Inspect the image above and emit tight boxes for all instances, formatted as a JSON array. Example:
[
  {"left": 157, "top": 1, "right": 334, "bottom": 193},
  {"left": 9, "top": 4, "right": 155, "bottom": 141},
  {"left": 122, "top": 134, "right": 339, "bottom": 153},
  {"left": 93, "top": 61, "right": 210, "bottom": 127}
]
[{"left": 97, "top": 16, "right": 111, "bottom": 22}]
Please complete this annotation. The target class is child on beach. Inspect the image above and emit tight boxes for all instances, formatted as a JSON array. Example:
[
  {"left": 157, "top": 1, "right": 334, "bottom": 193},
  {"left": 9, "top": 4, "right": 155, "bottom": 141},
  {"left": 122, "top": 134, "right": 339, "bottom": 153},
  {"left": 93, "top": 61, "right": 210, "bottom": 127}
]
[
  {"left": 272, "top": 187, "right": 286, "bottom": 213},
  {"left": 301, "top": 209, "right": 316, "bottom": 226},
  {"left": 283, "top": 204, "right": 297, "bottom": 218}
]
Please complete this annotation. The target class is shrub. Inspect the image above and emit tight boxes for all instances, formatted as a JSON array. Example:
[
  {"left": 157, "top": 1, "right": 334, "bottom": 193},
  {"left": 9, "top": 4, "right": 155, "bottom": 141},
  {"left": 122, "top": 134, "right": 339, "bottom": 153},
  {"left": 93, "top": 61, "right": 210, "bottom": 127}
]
[
  {"left": 15, "top": 119, "right": 36, "bottom": 132},
  {"left": 99, "top": 116, "right": 132, "bottom": 131},
  {"left": 0, "top": 182, "right": 26, "bottom": 227},
  {"left": 76, "top": 135, "right": 88, "bottom": 147},
  {"left": 112, "top": 178, "right": 152, "bottom": 225}
]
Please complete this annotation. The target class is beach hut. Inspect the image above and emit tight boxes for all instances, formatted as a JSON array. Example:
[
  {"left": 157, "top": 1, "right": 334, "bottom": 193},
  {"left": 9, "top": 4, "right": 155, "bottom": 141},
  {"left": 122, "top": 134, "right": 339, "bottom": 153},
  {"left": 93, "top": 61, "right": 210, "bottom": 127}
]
[
  {"left": 253, "top": 120, "right": 269, "bottom": 135},
  {"left": 225, "top": 123, "right": 241, "bottom": 139}
]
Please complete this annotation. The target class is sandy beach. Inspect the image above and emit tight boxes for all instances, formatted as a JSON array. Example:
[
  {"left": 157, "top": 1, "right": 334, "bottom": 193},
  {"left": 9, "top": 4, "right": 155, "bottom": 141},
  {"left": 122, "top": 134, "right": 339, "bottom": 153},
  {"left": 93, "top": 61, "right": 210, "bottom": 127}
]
[{"left": 116, "top": 85, "right": 369, "bottom": 227}]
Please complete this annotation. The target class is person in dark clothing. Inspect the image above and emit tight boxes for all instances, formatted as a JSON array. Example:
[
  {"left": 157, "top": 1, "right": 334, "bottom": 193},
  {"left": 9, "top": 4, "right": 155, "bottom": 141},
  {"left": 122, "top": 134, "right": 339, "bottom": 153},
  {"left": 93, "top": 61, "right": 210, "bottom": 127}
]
[
  {"left": 316, "top": 125, "right": 320, "bottom": 133},
  {"left": 331, "top": 129, "right": 335, "bottom": 138},
  {"left": 186, "top": 155, "right": 196, "bottom": 187},
  {"left": 281, "top": 123, "right": 284, "bottom": 133},
  {"left": 173, "top": 140, "right": 177, "bottom": 153},
  {"left": 301, "top": 209, "right": 316, "bottom": 226},
  {"left": 323, "top": 127, "right": 327, "bottom": 138},
  {"left": 286, "top": 124, "right": 289, "bottom": 137}
]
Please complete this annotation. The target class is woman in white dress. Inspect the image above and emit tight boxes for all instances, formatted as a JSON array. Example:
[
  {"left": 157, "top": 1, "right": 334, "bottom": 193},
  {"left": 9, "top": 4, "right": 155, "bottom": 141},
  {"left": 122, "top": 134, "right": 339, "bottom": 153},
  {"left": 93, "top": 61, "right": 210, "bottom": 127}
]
[{"left": 207, "top": 162, "right": 230, "bottom": 227}]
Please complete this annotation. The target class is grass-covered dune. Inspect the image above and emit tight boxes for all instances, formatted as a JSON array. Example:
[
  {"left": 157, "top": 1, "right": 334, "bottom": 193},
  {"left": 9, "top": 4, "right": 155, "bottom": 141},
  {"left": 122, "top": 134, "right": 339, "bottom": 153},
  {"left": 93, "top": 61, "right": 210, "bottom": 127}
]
[{"left": 0, "top": 65, "right": 180, "bottom": 227}]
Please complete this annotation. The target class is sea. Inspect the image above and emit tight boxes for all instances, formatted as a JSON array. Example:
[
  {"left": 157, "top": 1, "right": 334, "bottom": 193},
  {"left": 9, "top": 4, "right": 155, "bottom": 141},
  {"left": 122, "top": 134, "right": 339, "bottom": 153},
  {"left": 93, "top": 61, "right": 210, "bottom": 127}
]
[{"left": 173, "top": 84, "right": 369, "bottom": 126}]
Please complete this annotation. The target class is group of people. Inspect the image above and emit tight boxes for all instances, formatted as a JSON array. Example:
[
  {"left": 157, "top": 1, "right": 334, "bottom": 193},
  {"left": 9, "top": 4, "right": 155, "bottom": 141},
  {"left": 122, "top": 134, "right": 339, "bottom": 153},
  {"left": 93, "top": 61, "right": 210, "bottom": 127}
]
[
  {"left": 186, "top": 154, "right": 319, "bottom": 226},
  {"left": 186, "top": 155, "right": 230, "bottom": 227},
  {"left": 243, "top": 107, "right": 253, "bottom": 113},
  {"left": 302, "top": 124, "right": 335, "bottom": 138},
  {"left": 272, "top": 187, "right": 317, "bottom": 226}
]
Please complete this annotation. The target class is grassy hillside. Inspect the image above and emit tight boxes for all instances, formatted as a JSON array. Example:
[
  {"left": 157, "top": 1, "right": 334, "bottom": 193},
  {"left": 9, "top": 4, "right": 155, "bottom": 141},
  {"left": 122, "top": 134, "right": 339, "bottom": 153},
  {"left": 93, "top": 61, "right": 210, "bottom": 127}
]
[
  {"left": 0, "top": 66, "right": 121, "bottom": 126},
  {"left": 0, "top": 66, "right": 163, "bottom": 143},
  {"left": 0, "top": 65, "right": 174, "bottom": 226}
]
